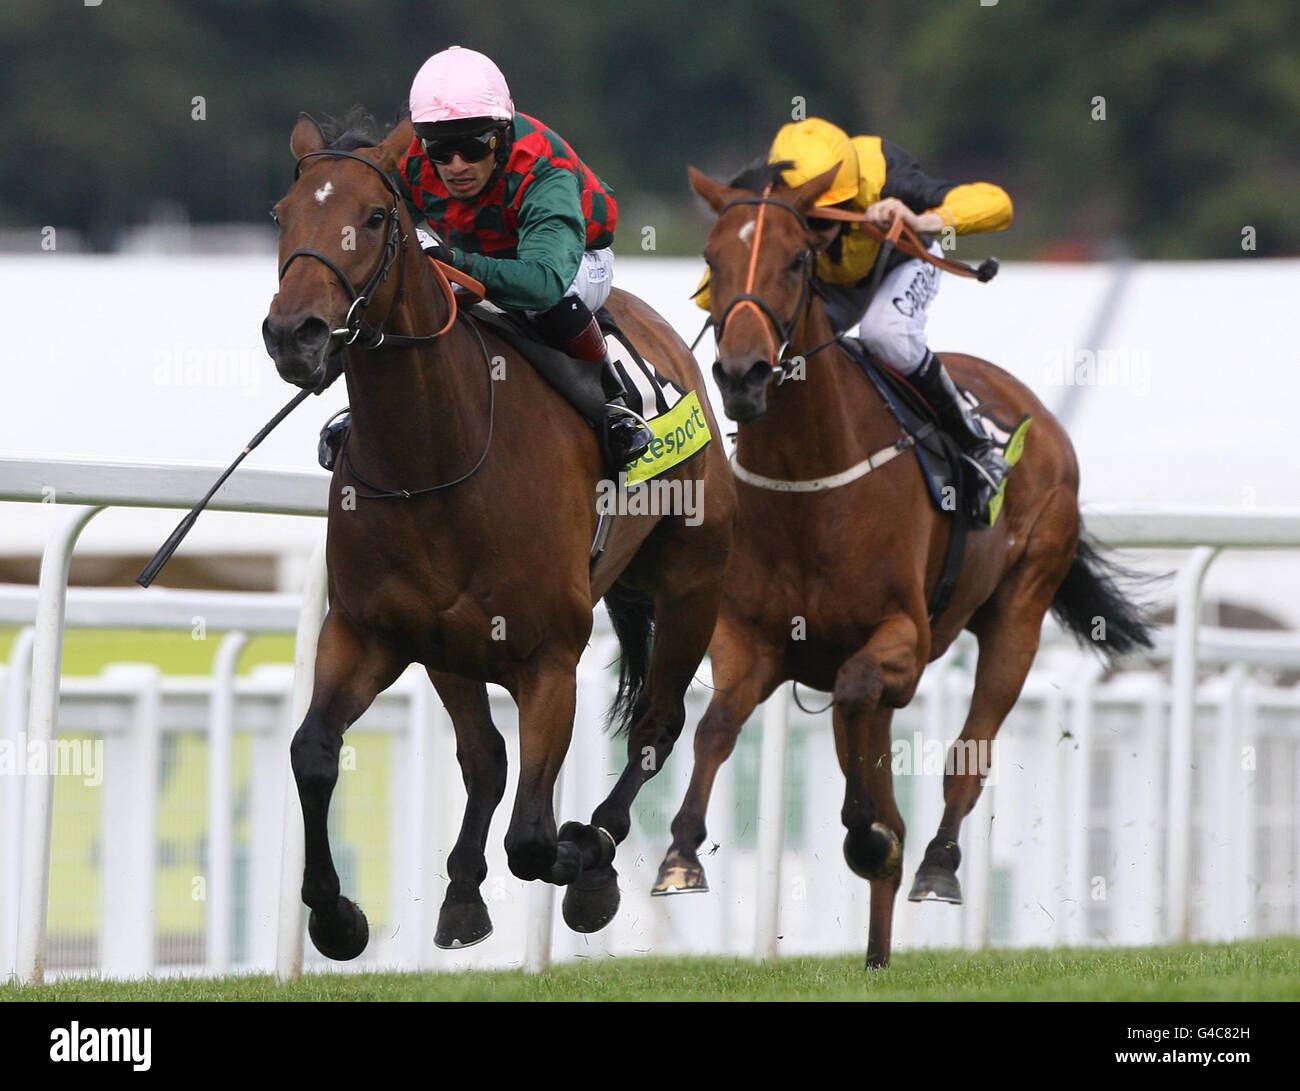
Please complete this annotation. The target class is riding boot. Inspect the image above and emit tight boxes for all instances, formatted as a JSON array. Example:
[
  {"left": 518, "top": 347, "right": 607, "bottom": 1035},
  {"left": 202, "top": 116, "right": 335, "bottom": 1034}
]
[
  {"left": 910, "top": 350, "right": 1009, "bottom": 519},
  {"left": 536, "top": 298, "right": 654, "bottom": 468}
]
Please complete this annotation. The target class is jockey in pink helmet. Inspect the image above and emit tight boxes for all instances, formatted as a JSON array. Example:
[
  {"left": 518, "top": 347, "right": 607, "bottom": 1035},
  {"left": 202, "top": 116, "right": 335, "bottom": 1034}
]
[{"left": 401, "top": 46, "right": 652, "bottom": 466}]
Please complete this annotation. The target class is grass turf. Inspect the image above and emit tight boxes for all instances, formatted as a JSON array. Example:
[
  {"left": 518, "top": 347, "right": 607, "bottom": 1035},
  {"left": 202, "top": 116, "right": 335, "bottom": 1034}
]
[{"left": 7, "top": 939, "right": 1298, "bottom": 1002}]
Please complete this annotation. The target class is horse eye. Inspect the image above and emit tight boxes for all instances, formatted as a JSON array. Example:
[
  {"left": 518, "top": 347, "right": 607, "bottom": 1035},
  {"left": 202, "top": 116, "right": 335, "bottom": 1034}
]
[{"left": 367, "top": 209, "right": 386, "bottom": 228}]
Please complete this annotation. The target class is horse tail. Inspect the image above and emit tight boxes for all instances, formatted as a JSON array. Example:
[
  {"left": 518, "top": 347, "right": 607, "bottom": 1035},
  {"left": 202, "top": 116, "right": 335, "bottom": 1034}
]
[
  {"left": 1050, "top": 537, "right": 1156, "bottom": 663},
  {"left": 602, "top": 582, "right": 656, "bottom": 736}
]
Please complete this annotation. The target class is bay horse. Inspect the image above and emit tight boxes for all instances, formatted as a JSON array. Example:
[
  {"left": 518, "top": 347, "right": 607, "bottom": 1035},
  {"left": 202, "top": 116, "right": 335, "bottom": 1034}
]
[
  {"left": 262, "top": 115, "right": 734, "bottom": 958},
  {"left": 653, "top": 161, "right": 1150, "bottom": 967}
]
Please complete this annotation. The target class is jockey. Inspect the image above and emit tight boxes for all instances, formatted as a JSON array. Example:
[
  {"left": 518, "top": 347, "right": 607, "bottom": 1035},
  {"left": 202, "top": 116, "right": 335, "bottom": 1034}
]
[
  {"left": 400, "top": 45, "right": 653, "bottom": 467},
  {"left": 699, "top": 118, "right": 1014, "bottom": 517}
]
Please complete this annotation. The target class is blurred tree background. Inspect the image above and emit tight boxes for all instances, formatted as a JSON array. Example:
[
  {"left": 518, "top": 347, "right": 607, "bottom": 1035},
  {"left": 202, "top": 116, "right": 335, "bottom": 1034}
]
[{"left": 1, "top": 0, "right": 1296, "bottom": 256}]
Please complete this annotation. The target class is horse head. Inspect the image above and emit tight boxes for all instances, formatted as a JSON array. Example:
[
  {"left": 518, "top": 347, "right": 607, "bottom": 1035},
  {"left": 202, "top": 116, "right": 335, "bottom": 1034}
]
[
  {"left": 263, "top": 114, "right": 415, "bottom": 388},
  {"left": 689, "top": 161, "right": 839, "bottom": 421}
]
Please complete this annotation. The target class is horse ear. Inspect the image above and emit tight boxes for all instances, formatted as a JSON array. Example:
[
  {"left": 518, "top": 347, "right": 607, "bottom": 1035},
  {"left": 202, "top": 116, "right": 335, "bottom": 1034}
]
[
  {"left": 290, "top": 113, "right": 326, "bottom": 159},
  {"left": 688, "top": 166, "right": 737, "bottom": 214},
  {"left": 788, "top": 163, "right": 843, "bottom": 212},
  {"left": 372, "top": 118, "right": 415, "bottom": 169}
]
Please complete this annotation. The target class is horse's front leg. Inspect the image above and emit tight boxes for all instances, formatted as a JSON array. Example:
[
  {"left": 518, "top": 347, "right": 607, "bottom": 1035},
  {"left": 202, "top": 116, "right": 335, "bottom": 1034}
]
[
  {"left": 834, "top": 613, "right": 922, "bottom": 969},
  {"left": 291, "top": 609, "right": 406, "bottom": 961},
  {"left": 504, "top": 655, "right": 588, "bottom": 886},
  {"left": 427, "top": 670, "right": 507, "bottom": 949}
]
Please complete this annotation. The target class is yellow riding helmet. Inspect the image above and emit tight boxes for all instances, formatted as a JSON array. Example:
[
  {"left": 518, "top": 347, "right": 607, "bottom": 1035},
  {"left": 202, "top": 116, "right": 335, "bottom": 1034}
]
[{"left": 768, "top": 118, "right": 859, "bottom": 207}]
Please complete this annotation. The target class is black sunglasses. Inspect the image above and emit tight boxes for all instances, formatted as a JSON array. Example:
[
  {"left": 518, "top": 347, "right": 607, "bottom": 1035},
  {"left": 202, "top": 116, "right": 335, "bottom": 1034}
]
[{"left": 419, "top": 130, "right": 500, "bottom": 166}]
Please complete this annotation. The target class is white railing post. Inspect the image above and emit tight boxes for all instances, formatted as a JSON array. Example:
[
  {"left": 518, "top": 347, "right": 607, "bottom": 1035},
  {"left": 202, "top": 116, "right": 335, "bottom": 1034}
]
[
  {"left": 1234, "top": 676, "right": 1257, "bottom": 939},
  {"left": 275, "top": 535, "right": 328, "bottom": 981},
  {"left": 1064, "top": 659, "right": 1104, "bottom": 946},
  {"left": 2, "top": 626, "right": 36, "bottom": 982},
  {"left": 100, "top": 664, "right": 162, "bottom": 978},
  {"left": 16, "top": 504, "right": 103, "bottom": 986},
  {"left": 206, "top": 631, "right": 247, "bottom": 974},
  {"left": 754, "top": 684, "right": 790, "bottom": 961},
  {"left": 1165, "top": 546, "right": 1219, "bottom": 941}
]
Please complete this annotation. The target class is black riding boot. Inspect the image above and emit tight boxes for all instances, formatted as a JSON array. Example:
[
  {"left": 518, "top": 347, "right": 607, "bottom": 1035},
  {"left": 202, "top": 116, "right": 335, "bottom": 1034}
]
[
  {"left": 534, "top": 297, "right": 654, "bottom": 468},
  {"left": 910, "top": 350, "right": 1009, "bottom": 518}
]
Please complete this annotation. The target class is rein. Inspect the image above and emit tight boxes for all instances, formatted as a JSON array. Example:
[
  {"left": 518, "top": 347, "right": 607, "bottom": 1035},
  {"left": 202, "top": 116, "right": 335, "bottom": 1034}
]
[{"left": 692, "top": 185, "right": 998, "bottom": 367}]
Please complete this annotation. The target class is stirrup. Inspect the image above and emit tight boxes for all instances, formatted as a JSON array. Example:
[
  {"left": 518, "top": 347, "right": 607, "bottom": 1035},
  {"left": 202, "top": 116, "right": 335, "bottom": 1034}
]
[
  {"left": 961, "top": 451, "right": 1006, "bottom": 492},
  {"left": 606, "top": 400, "right": 652, "bottom": 431}
]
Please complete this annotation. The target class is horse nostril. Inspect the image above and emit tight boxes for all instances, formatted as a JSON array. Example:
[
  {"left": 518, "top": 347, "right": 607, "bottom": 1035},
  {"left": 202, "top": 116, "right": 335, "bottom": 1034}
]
[{"left": 295, "top": 316, "right": 330, "bottom": 347}]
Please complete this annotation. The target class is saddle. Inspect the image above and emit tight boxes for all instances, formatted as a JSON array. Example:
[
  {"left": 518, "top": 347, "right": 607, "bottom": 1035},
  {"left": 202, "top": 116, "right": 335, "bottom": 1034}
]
[{"left": 467, "top": 303, "right": 711, "bottom": 482}]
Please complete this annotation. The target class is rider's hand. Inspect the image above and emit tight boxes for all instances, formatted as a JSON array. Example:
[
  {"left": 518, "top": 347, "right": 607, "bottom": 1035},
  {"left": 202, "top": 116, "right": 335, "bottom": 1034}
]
[
  {"left": 864, "top": 198, "right": 944, "bottom": 234},
  {"left": 424, "top": 241, "right": 457, "bottom": 267}
]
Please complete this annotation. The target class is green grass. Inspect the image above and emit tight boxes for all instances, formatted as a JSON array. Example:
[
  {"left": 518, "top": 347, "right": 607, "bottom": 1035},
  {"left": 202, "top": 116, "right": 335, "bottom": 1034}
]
[{"left": 7, "top": 940, "right": 1299, "bottom": 1002}]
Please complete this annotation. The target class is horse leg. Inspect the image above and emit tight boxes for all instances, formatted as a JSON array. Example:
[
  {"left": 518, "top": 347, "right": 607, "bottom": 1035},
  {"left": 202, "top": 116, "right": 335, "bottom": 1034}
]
[
  {"left": 833, "top": 704, "right": 907, "bottom": 968},
  {"left": 504, "top": 657, "right": 586, "bottom": 886},
  {"left": 427, "top": 670, "right": 507, "bottom": 950},
  {"left": 561, "top": 582, "right": 722, "bottom": 932},
  {"left": 909, "top": 560, "right": 1066, "bottom": 904},
  {"left": 833, "top": 615, "right": 921, "bottom": 968},
  {"left": 291, "top": 609, "right": 406, "bottom": 960},
  {"left": 653, "top": 623, "right": 779, "bottom": 894}
]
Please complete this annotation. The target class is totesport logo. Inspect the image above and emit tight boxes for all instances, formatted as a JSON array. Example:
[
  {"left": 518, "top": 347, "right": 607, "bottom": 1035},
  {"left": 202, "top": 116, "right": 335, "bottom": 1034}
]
[{"left": 624, "top": 391, "right": 712, "bottom": 483}]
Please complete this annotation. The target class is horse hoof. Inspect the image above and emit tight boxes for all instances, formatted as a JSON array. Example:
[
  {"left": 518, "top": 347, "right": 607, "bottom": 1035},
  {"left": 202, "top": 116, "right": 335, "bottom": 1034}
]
[
  {"left": 907, "top": 866, "right": 963, "bottom": 904},
  {"left": 434, "top": 898, "right": 494, "bottom": 950},
  {"left": 562, "top": 866, "right": 621, "bottom": 933},
  {"left": 651, "top": 851, "right": 709, "bottom": 896},
  {"left": 843, "top": 822, "right": 903, "bottom": 881},
  {"left": 308, "top": 896, "right": 369, "bottom": 960}
]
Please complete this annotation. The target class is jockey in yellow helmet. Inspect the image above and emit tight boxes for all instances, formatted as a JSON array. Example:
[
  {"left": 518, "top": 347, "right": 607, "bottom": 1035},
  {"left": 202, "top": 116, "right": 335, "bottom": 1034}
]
[{"left": 700, "top": 117, "right": 1015, "bottom": 513}]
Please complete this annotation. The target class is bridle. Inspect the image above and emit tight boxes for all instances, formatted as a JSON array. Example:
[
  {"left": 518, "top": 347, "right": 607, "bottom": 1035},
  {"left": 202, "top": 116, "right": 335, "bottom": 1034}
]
[
  {"left": 278, "top": 148, "right": 458, "bottom": 350},
  {"left": 711, "top": 186, "right": 818, "bottom": 376},
  {"left": 275, "top": 147, "right": 492, "bottom": 500}
]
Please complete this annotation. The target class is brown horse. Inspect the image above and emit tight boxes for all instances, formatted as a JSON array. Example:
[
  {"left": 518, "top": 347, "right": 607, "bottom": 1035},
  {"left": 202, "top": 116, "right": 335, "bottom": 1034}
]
[
  {"left": 652, "top": 161, "right": 1150, "bottom": 967},
  {"left": 261, "top": 115, "right": 734, "bottom": 958}
]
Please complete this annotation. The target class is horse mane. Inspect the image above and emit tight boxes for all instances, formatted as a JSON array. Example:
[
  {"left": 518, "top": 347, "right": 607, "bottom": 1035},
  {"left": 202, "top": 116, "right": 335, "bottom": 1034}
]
[
  {"left": 318, "top": 106, "right": 381, "bottom": 151},
  {"left": 728, "top": 157, "right": 795, "bottom": 195}
]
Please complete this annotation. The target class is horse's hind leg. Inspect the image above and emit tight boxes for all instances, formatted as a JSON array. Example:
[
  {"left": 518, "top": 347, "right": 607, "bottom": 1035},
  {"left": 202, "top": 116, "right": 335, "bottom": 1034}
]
[
  {"left": 292, "top": 609, "right": 406, "bottom": 960},
  {"left": 909, "top": 554, "right": 1069, "bottom": 904},
  {"left": 427, "top": 671, "right": 507, "bottom": 949},
  {"left": 561, "top": 580, "right": 723, "bottom": 932}
]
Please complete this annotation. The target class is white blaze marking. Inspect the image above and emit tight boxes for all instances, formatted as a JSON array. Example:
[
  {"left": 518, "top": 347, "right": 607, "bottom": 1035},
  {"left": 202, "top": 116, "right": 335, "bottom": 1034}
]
[
  {"left": 314, "top": 181, "right": 334, "bottom": 204},
  {"left": 738, "top": 220, "right": 756, "bottom": 246}
]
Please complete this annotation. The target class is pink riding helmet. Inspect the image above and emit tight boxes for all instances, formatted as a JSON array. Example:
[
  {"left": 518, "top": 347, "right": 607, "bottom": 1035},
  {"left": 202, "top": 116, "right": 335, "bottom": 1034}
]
[{"left": 409, "top": 46, "right": 514, "bottom": 124}]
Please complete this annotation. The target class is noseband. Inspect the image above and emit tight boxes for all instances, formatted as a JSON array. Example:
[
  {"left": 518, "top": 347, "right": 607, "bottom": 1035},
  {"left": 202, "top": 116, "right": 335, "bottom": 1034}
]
[
  {"left": 278, "top": 148, "right": 454, "bottom": 349},
  {"left": 713, "top": 187, "right": 816, "bottom": 375}
]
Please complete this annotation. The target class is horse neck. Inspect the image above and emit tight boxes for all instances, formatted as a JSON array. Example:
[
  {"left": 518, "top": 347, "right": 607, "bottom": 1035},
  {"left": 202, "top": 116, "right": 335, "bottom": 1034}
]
[
  {"left": 341, "top": 241, "right": 484, "bottom": 483},
  {"left": 733, "top": 295, "right": 898, "bottom": 478}
]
